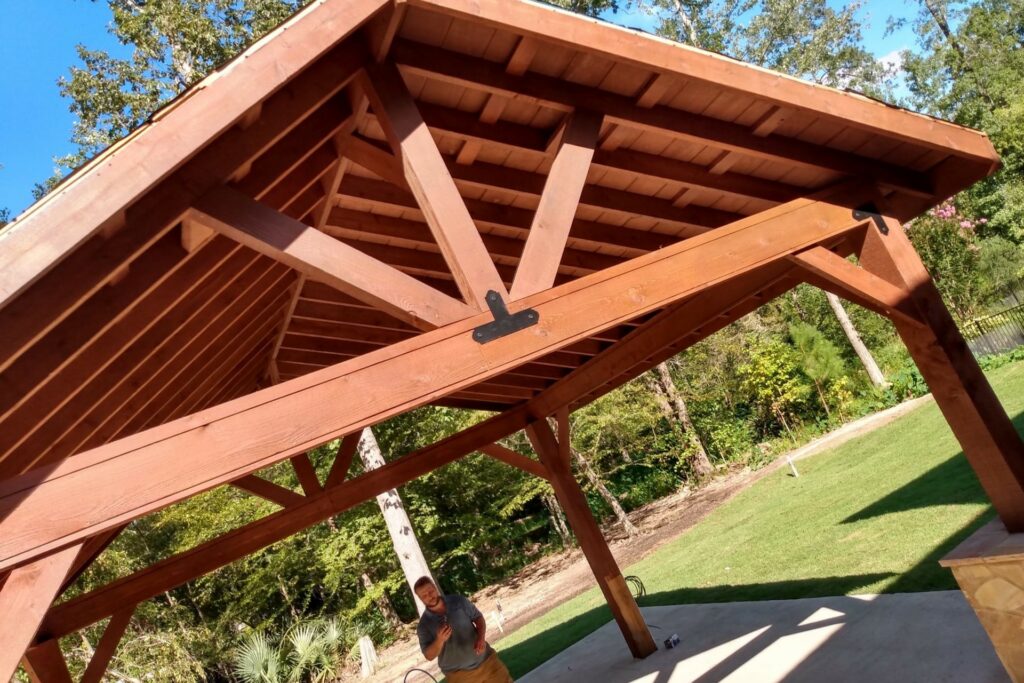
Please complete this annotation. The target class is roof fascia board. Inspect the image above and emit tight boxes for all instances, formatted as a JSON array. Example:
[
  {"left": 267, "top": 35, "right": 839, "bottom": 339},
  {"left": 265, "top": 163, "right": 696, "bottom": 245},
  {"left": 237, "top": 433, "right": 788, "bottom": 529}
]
[{"left": 0, "top": 0, "right": 389, "bottom": 308}]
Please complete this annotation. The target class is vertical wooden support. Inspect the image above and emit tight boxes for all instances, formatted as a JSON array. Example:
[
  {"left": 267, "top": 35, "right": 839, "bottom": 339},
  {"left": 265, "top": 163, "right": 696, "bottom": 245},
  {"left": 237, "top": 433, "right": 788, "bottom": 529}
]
[
  {"left": 22, "top": 640, "right": 73, "bottom": 683},
  {"left": 362, "top": 61, "right": 507, "bottom": 309},
  {"left": 527, "top": 414, "right": 657, "bottom": 658},
  {"left": 858, "top": 205, "right": 1024, "bottom": 531},
  {"left": 0, "top": 544, "right": 80, "bottom": 681}
]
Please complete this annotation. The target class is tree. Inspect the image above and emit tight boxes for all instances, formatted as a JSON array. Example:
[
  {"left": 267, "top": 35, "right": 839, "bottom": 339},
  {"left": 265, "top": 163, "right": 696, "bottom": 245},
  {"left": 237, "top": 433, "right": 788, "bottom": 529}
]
[
  {"left": 824, "top": 292, "right": 888, "bottom": 388},
  {"left": 648, "top": 362, "right": 713, "bottom": 478},
  {"left": 355, "top": 428, "right": 436, "bottom": 615},
  {"left": 790, "top": 322, "right": 846, "bottom": 420}
]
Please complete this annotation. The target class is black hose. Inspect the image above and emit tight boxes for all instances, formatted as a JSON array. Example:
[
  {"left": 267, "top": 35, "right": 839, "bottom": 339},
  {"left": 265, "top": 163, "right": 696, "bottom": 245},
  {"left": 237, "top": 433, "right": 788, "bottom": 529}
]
[{"left": 404, "top": 668, "right": 440, "bottom": 682}]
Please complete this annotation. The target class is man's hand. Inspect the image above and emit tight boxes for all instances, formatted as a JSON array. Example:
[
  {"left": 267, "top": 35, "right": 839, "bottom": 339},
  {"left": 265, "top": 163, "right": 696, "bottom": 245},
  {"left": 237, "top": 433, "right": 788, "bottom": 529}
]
[{"left": 438, "top": 623, "right": 454, "bottom": 644}]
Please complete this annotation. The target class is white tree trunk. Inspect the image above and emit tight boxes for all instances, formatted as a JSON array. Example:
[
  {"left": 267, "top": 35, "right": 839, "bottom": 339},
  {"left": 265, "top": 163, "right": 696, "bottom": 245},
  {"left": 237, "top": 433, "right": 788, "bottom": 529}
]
[
  {"left": 357, "top": 428, "right": 435, "bottom": 614},
  {"left": 542, "top": 491, "right": 573, "bottom": 547},
  {"left": 825, "top": 292, "right": 888, "bottom": 388}
]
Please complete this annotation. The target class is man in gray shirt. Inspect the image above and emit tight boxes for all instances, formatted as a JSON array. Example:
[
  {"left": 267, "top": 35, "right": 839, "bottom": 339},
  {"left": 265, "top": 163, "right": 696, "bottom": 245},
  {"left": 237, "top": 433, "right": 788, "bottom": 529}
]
[{"left": 415, "top": 577, "right": 513, "bottom": 682}]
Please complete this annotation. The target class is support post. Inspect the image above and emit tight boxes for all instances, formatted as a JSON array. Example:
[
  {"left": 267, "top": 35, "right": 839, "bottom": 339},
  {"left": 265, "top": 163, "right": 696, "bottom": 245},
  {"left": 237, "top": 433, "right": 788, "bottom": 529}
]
[
  {"left": 0, "top": 545, "right": 80, "bottom": 681},
  {"left": 526, "top": 414, "right": 657, "bottom": 659},
  {"left": 857, "top": 205, "right": 1024, "bottom": 531},
  {"left": 22, "top": 640, "right": 73, "bottom": 683}
]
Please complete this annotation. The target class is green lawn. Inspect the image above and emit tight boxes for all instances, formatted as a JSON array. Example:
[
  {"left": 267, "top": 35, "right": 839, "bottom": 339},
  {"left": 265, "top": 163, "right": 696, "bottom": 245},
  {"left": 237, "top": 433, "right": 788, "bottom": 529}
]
[{"left": 495, "top": 361, "right": 1024, "bottom": 678}]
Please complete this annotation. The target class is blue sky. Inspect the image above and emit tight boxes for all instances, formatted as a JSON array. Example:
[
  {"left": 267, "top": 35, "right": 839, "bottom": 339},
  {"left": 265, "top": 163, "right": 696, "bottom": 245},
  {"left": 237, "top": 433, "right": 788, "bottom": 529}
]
[{"left": 0, "top": 0, "right": 919, "bottom": 216}]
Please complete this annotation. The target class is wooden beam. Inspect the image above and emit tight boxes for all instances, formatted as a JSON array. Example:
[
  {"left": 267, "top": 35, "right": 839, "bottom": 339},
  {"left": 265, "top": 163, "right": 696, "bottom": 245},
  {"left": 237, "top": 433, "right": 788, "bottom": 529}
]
[
  {"left": 392, "top": 39, "right": 935, "bottom": 199},
  {"left": 80, "top": 606, "right": 134, "bottom": 683},
  {"left": 0, "top": 544, "right": 80, "bottom": 681},
  {"left": 337, "top": 174, "right": 674, "bottom": 254},
  {"left": 361, "top": 61, "right": 507, "bottom": 308},
  {"left": 414, "top": 102, "right": 803, "bottom": 205},
  {"left": 857, "top": 204, "right": 1024, "bottom": 531},
  {"left": 325, "top": 433, "right": 362, "bottom": 489},
  {"left": 406, "top": 0, "right": 998, "bottom": 168},
  {"left": 231, "top": 474, "right": 306, "bottom": 508},
  {"left": 478, "top": 443, "right": 550, "bottom": 480},
  {"left": 61, "top": 527, "right": 125, "bottom": 596},
  {"left": 0, "top": 32, "right": 373, "bottom": 374},
  {"left": 191, "top": 186, "right": 475, "bottom": 330},
  {"left": 39, "top": 409, "right": 530, "bottom": 640},
  {"left": 290, "top": 453, "right": 323, "bottom": 496},
  {"left": 0, "top": 187, "right": 871, "bottom": 572},
  {"left": 511, "top": 110, "right": 602, "bottom": 300},
  {"left": 22, "top": 640, "right": 73, "bottom": 683},
  {"left": 788, "top": 246, "right": 925, "bottom": 327},
  {"left": 526, "top": 418, "right": 656, "bottom": 658}
]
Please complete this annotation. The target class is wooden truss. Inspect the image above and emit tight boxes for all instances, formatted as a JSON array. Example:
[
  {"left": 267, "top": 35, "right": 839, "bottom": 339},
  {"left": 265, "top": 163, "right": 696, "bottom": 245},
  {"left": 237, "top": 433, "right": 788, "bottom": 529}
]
[{"left": 0, "top": 0, "right": 1018, "bottom": 678}]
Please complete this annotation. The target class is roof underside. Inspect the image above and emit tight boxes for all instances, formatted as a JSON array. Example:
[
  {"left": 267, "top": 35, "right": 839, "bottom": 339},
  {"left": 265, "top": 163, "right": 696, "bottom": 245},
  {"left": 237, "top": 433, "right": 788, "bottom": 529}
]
[{"left": 0, "top": 0, "right": 999, "bottom": 481}]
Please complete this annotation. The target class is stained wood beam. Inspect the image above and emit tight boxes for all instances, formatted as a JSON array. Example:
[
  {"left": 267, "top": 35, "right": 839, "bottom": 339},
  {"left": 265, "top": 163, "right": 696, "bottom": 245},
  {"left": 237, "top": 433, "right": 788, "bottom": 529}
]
[
  {"left": 530, "top": 262, "right": 798, "bottom": 416},
  {"left": 0, "top": 544, "right": 80, "bottom": 682},
  {"left": 0, "top": 32, "right": 372, "bottom": 375},
  {"left": 857, "top": 203, "right": 1024, "bottom": 530},
  {"left": 413, "top": 103, "right": 803, "bottom": 205},
  {"left": 407, "top": 0, "right": 997, "bottom": 167},
  {"left": 392, "top": 39, "right": 934, "bottom": 199},
  {"left": 291, "top": 453, "right": 323, "bottom": 495},
  {"left": 231, "top": 474, "right": 306, "bottom": 508},
  {"left": 337, "top": 174, "right": 674, "bottom": 254},
  {"left": 39, "top": 408, "right": 530, "bottom": 640},
  {"left": 511, "top": 110, "right": 602, "bottom": 300},
  {"left": 325, "top": 208, "right": 621, "bottom": 274},
  {"left": 0, "top": 186, "right": 871, "bottom": 572},
  {"left": 788, "top": 246, "right": 925, "bottom": 328},
  {"left": 527, "top": 417, "right": 656, "bottom": 658},
  {"left": 22, "top": 640, "right": 73, "bottom": 683},
  {"left": 362, "top": 62, "right": 507, "bottom": 308},
  {"left": 478, "top": 444, "right": 550, "bottom": 480},
  {"left": 325, "top": 433, "right": 362, "bottom": 489},
  {"left": 80, "top": 606, "right": 134, "bottom": 683},
  {"left": 191, "top": 186, "right": 475, "bottom": 330},
  {"left": 61, "top": 528, "right": 126, "bottom": 596}
]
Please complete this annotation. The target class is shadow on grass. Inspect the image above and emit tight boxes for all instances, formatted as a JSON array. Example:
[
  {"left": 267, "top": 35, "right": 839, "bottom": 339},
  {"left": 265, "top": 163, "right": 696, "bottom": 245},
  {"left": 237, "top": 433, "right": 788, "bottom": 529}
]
[
  {"left": 500, "top": 574, "right": 893, "bottom": 679},
  {"left": 841, "top": 454, "right": 988, "bottom": 524}
]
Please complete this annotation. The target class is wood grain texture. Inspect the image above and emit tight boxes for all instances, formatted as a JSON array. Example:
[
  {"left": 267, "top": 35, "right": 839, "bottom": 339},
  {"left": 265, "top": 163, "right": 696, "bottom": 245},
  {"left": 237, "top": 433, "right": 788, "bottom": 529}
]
[
  {"left": 0, "top": 544, "right": 79, "bottom": 681},
  {"left": 191, "top": 187, "right": 473, "bottom": 330},
  {"left": 0, "top": 188, "right": 872, "bottom": 573}
]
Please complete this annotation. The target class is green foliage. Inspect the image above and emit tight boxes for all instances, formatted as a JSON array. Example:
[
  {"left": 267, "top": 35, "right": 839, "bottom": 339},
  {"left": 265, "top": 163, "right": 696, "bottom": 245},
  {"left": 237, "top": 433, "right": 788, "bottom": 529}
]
[
  {"left": 233, "top": 618, "right": 352, "bottom": 683},
  {"left": 737, "top": 337, "right": 811, "bottom": 435}
]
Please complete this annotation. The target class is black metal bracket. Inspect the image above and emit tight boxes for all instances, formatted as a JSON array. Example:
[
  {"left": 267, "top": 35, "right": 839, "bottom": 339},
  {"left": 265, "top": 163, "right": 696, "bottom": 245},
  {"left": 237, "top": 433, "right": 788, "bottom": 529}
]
[
  {"left": 852, "top": 202, "right": 889, "bottom": 235},
  {"left": 472, "top": 290, "right": 539, "bottom": 344}
]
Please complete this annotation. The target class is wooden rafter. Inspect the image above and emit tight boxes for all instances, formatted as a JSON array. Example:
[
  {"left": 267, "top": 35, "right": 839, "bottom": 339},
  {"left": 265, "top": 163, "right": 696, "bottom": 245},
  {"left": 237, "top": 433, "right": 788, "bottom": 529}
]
[
  {"left": 511, "top": 110, "right": 603, "bottom": 300},
  {"left": 361, "top": 61, "right": 508, "bottom": 308},
  {"left": 392, "top": 40, "right": 934, "bottom": 199},
  {"left": 191, "top": 187, "right": 475, "bottom": 330},
  {"left": 478, "top": 444, "right": 550, "bottom": 480},
  {"left": 0, "top": 185, "right": 873, "bottom": 573},
  {"left": 80, "top": 606, "right": 134, "bottom": 683}
]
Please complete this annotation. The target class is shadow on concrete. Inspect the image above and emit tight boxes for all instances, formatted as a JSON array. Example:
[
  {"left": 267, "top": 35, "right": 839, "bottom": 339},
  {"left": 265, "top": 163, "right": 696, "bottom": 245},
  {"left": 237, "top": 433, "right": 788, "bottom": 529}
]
[{"left": 500, "top": 574, "right": 892, "bottom": 679}]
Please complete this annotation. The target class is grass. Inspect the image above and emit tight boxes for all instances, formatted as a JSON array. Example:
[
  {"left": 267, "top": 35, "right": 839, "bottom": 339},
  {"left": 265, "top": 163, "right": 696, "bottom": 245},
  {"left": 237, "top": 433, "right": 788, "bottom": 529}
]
[{"left": 494, "top": 360, "right": 1024, "bottom": 679}]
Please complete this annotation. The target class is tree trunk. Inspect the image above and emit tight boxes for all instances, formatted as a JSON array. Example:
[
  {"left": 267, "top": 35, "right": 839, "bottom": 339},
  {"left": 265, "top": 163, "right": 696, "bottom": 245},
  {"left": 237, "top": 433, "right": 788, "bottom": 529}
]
[
  {"left": 825, "top": 292, "right": 888, "bottom": 388},
  {"left": 357, "top": 428, "right": 435, "bottom": 614},
  {"left": 542, "top": 492, "right": 573, "bottom": 547},
  {"left": 652, "top": 362, "right": 714, "bottom": 477},
  {"left": 361, "top": 572, "right": 401, "bottom": 631},
  {"left": 569, "top": 446, "right": 639, "bottom": 537}
]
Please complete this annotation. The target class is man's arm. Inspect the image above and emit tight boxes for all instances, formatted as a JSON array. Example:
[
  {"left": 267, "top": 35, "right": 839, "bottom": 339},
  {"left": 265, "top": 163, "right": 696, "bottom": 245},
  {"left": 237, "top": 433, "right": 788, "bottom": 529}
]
[
  {"left": 422, "top": 623, "right": 453, "bottom": 661},
  {"left": 472, "top": 614, "right": 487, "bottom": 654}
]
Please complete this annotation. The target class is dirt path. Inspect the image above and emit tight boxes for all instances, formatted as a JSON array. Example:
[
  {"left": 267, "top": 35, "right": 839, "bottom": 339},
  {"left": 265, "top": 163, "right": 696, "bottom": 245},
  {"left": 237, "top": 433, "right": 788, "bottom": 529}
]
[{"left": 357, "top": 395, "right": 932, "bottom": 682}]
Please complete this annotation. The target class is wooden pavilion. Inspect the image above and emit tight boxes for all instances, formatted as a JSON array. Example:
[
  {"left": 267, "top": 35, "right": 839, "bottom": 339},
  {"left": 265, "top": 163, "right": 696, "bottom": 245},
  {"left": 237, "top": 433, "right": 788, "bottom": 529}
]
[{"left": 2, "top": 0, "right": 1022, "bottom": 679}]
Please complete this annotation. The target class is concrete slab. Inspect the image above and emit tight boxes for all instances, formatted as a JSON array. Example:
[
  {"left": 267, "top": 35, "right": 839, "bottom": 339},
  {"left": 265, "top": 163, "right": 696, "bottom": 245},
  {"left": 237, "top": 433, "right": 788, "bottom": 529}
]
[{"left": 517, "top": 592, "right": 1008, "bottom": 682}]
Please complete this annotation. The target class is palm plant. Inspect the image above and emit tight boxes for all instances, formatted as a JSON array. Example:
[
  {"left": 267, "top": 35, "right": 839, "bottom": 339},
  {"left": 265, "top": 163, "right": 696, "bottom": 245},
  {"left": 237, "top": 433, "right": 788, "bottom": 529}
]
[{"left": 233, "top": 618, "right": 354, "bottom": 683}]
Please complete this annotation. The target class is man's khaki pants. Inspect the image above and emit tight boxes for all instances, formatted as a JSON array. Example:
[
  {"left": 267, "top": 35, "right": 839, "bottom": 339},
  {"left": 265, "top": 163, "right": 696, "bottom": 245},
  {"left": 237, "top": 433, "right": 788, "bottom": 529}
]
[{"left": 445, "top": 652, "right": 514, "bottom": 682}]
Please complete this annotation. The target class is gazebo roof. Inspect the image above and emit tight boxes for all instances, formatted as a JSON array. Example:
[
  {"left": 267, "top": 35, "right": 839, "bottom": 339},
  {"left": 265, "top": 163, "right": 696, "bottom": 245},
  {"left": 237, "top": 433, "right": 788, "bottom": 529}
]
[{"left": 0, "top": 0, "right": 999, "bottom": 477}]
